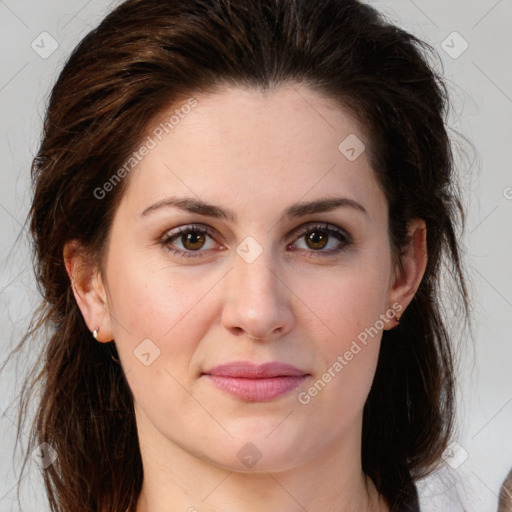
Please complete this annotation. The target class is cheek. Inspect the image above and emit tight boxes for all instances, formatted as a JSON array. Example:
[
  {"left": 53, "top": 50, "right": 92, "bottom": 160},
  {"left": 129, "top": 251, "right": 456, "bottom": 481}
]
[
  {"left": 297, "top": 253, "right": 391, "bottom": 344},
  {"left": 104, "top": 248, "right": 227, "bottom": 380},
  {"left": 106, "top": 261, "right": 218, "bottom": 423},
  {"left": 297, "top": 254, "right": 390, "bottom": 408},
  {"left": 106, "top": 243, "right": 215, "bottom": 333}
]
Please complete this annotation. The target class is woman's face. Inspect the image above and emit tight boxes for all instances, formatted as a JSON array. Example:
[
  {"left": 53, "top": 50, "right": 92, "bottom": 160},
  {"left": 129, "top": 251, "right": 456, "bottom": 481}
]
[{"left": 83, "top": 84, "right": 418, "bottom": 472}]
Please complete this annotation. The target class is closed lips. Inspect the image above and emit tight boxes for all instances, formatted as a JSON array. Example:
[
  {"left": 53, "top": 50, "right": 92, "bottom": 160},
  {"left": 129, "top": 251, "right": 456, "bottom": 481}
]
[
  {"left": 203, "top": 361, "right": 309, "bottom": 378},
  {"left": 202, "top": 362, "right": 310, "bottom": 402}
]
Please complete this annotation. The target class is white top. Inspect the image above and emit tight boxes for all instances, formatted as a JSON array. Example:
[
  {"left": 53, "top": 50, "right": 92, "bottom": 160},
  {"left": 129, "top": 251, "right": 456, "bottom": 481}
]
[{"left": 417, "top": 464, "right": 468, "bottom": 512}]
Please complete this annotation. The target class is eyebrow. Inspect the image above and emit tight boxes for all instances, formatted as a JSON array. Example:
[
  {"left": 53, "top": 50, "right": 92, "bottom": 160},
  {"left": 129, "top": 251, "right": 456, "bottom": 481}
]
[{"left": 140, "top": 195, "right": 368, "bottom": 221}]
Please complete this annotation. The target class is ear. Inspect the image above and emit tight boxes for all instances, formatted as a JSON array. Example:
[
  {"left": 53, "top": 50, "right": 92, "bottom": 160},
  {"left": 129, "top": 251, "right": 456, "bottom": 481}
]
[
  {"left": 385, "top": 218, "right": 428, "bottom": 328},
  {"left": 63, "top": 240, "right": 114, "bottom": 343}
]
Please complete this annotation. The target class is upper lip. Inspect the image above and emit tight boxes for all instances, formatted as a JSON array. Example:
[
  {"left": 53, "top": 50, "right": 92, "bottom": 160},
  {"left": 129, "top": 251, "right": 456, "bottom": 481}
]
[{"left": 203, "top": 361, "right": 308, "bottom": 378}]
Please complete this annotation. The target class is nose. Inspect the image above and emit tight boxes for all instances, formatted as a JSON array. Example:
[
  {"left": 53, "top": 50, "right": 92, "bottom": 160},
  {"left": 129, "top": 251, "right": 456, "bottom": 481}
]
[{"left": 220, "top": 244, "right": 295, "bottom": 343}]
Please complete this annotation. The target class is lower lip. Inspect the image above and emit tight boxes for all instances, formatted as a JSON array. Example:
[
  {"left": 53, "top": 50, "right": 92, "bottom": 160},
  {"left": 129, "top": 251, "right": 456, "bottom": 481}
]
[{"left": 205, "top": 375, "right": 308, "bottom": 401}]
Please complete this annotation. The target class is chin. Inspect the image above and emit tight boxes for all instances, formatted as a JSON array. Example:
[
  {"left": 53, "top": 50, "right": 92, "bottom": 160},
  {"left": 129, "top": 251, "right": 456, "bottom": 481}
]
[{"left": 196, "top": 430, "right": 311, "bottom": 473}]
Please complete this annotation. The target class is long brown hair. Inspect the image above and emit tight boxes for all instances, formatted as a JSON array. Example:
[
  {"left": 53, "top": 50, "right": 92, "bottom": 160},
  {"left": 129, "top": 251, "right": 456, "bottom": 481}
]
[{"left": 1, "top": 0, "right": 471, "bottom": 511}]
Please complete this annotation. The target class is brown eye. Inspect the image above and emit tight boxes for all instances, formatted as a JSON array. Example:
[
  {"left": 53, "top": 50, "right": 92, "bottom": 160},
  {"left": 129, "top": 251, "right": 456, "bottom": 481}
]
[
  {"left": 181, "top": 231, "right": 207, "bottom": 251},
  {"left": 161, "top": 225, "right": 218, "bottom": 258},
  {"left": 291, "top": 223, "right": 352, "bottom": 256},
  {"left": 305, "top": 230, "right": 329, "bottom": 250}
]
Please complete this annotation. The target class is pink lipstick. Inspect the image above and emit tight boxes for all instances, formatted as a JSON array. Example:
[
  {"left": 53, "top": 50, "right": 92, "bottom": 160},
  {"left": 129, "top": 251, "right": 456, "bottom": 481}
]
[{"left": 203, "top": 361, "right": 309, "bottom": 402}]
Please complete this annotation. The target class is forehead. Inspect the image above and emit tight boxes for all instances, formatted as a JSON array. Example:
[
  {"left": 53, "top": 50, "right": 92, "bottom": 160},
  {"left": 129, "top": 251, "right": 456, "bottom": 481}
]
[
  {"left": 117, "top": 84, "right": 385, "bottom": 222},
  {"left": 157, "top": 84, "right": 369, "bottom": 155}
]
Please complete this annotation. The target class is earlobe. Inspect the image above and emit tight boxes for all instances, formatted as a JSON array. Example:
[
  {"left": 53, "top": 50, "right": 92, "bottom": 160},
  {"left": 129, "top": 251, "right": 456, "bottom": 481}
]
[
  {"left": 63, "top": 240, "right": 114, "bottom": 343},
  {"left": 386, "top": 219, "right": 428, "bottom": 328}
]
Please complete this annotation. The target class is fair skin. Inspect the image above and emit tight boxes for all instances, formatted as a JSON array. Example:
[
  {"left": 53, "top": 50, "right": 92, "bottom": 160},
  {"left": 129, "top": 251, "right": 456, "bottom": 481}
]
[{"left": 65, "top": 84, "right": 427, "bottom": 512}]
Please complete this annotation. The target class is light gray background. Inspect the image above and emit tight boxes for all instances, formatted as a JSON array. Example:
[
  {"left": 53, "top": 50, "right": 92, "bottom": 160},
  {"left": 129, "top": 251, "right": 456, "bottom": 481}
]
[{"left": 0, "top": 1, "right": 511, "bottom": 511}]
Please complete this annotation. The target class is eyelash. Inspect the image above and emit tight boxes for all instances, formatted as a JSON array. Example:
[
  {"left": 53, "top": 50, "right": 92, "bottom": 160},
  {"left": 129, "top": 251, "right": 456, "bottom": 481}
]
[{"left": 160, "top": 223, "right": 352, "bottom": 259}]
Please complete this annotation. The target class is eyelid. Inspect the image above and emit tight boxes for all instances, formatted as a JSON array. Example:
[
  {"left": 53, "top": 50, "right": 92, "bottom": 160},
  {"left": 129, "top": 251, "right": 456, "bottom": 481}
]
[
  {"left": 291, "top": 222, "right": 351, "bottom": 242},
  {"left": 162, "top": 221, "right": 350, "bottom": 241},
  {"left": 163, "top": 223, "right": 217, "bottom": 239}
]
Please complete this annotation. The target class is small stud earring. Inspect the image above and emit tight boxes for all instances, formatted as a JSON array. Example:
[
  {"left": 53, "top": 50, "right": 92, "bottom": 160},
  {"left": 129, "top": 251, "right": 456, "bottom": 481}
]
[
  {"left": 387, "top": 314, "right": 400, "bottom": 331},
  {"left": 92, "top": 327, "right": 99, "bottom": 340}
]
